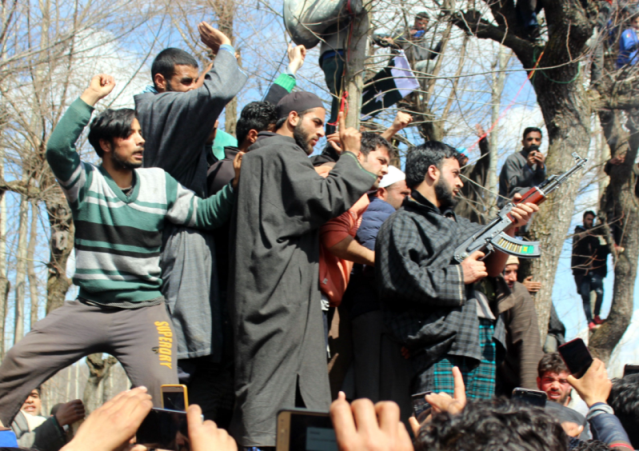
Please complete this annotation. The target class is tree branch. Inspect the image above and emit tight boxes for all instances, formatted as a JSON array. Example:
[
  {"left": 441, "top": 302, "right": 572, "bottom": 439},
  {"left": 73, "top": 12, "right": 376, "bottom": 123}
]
[
  {"left": 590, "top": 69, "right": 639, "bottom": 111},
  {"left": 451, "top": 9, "right": 533, "bottom": 65}
]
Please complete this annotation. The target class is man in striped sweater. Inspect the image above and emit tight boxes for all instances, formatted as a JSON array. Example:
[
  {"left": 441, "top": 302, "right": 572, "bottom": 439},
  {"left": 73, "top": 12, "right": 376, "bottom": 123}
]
[{"left": 0, "top": 74, "right": 242, "bottom": 426}]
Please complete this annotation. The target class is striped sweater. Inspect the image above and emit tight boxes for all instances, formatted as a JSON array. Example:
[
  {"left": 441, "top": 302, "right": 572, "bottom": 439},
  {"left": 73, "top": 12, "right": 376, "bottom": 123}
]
[{"left": 46, "top": 98, "right": 234, "bottom": 306}]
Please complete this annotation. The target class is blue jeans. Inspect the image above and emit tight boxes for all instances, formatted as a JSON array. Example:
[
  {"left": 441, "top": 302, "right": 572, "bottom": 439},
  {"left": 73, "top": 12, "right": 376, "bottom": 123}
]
[{"left": 580, "top": 273, "right": 604, "bottom": 323}]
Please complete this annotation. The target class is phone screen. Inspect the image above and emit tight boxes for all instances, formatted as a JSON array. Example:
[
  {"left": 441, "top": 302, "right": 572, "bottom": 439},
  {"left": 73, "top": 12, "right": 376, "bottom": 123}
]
[
  {"left": 136, "top": 408, "right": 189, "bottom": 451},
  {"left": 624, "top": 364, "right": 639, "bottom": 377},
  {"left": 512, "top": 388, "right": 547, "bottom": 408},
  {"left": 279, "top": 412, "right": 337, "bottom": 451},
  {"left": 558, "top": 338, "right": 593, "bottom": 378},
  {"left": 163, "top": 391, "right": 186, "bottom": 411},
  {"left": 411, "top": 391, "right": 432, "bottom": 423}
]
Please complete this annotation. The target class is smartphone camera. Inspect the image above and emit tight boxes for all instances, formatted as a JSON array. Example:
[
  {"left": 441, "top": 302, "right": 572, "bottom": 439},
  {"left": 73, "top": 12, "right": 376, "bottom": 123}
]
[{"left": 512, "top": 388, "right": 547, "bottom": 408}]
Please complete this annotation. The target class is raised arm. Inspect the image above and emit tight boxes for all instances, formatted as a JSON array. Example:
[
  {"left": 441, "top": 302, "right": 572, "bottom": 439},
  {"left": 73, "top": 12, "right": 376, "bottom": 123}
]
[
  {"left": 263, "top": 44, "right": 305, "bottom": 105},
  {"left": 136, "top": 23, "right": 247, "bottom": 165},
  {"left": 166, "top": 151, "right": 242, "bottom": 229},
  {"left": 46, "top": 75, "right": 115, "bottom": 202}
]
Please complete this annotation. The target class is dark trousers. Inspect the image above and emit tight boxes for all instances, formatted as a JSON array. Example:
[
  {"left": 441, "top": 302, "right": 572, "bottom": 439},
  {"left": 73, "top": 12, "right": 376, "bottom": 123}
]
[
  {"left": 320, "top": 53, "right": 345, "bottom": 136},
  {"left": 0, "top": 300, "right": 178, "bottom": 425},
  {"left": 580, "top": 273, "right": 604, "bottom": 323},
  {"left": 516, "top": 0, "right": 543, "bottom": 31}
]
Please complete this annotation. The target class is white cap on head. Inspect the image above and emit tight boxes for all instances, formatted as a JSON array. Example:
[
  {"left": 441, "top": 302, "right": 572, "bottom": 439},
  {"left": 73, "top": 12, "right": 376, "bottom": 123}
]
[
  {"left": 505, "top": 256, "right": 520, "bottom": 266},
  {"left": 379, "top": 165, "right": 405, "bottom": 189}
]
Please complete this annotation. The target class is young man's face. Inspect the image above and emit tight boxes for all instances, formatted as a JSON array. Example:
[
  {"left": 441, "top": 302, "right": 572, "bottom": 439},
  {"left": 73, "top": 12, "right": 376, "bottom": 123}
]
[
  {"left": 414, "top": 18, "right": 428, "bottom": 30},
  {"left": 632, "top": 16, "right": 639, "bottom": 30},
  {"left": 537, "top": 371, "right": 572, "bottom": 405},
  {"left": 378, "top": 179, "right": 410, "bottom": 210},
  {"left": 292, "top": 107, "right": 326, "bottom": 155},
  {"left": 503, "top": 264, "right": 518, "bottom": 289},
  {"left": 434, "top": 157, "right": 463, "bottom": 209},
  {"left": 165, "top": 64, "right": 200, "bottom": 92},
  {"left": 522, "top": 131, "right": 542, "bottom": 151},
  {"left": 110, "top": 118, "right": 145, "bottom": 169},
  {"left": 359, "top": 145, "right": 390, "bottom": 189},
  {"left": 583, "top": 214, "right": 595, "bottom": 229},
  {"left": 21, "top": 389, "right": 42, "bottom": 416}
]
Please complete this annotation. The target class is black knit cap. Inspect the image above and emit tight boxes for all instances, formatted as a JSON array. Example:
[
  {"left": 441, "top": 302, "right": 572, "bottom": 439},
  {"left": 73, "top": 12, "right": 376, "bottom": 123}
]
[{"left": 276, "top": 91, "right": 324, "bottom": 119}]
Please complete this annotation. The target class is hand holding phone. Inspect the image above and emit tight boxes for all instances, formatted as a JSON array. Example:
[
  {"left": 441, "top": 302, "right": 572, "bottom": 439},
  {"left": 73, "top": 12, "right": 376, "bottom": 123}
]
[
  {"left": 558, "top": 338, "right": 593, "bottom": 379},
  {"left": 136, "top": 408, "right": 189, "bottom": 450},
  {"left": 566, "top": 358, "right": 611, "bottom": 408}
]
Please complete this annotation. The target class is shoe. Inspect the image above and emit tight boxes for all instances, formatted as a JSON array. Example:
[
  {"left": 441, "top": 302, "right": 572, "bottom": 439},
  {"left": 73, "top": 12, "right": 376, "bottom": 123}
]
[
  {"left": 594, "top": 316, "right": 604, "bottom": 325},
  {"left": 588, "top": 322, "right": 598, "bottom": 331}
]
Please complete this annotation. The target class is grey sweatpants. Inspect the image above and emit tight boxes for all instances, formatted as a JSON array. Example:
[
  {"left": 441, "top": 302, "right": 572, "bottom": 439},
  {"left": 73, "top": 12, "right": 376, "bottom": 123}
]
[{"left": 0, "top": 299, "right": 178, "bottom": 425}]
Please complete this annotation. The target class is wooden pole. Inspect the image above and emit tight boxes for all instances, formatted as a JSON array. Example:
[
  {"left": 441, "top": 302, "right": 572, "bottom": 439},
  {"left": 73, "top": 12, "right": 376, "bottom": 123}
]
[{"left": 343, "top": 10, "right": 370, "bottom": 129}]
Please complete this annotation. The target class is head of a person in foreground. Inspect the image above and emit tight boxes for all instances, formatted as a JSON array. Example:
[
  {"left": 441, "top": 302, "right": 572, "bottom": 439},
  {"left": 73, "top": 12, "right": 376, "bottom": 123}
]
[
  {"left": 608, "top": 373, "right": 639, "bottom": 449},
  {"left": 405, "top": 141, "right": 463, "bottom": 210},
  {"left": 275, "top": 91, "right": 326, "bottom": 155},
  {"left": 376, "top": 165, "right": 410, "bottom": 210},
  {"left": 413, "top": 398, "right": 568, "bottom": 451},
  {"left": 88, "top": 109, "right": 145, "bottom": 169},
  {"left": 152, "top": 48, "right": 200, "bottom": 93}
]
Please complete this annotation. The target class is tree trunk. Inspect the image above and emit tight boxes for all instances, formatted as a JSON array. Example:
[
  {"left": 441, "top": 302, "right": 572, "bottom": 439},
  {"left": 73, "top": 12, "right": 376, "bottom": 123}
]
[
  {"left": 527, "top": 68, "right": 591, "bottom": 340},
  {"left": 44, "top": 188, "right": 74, "bottom": 314},
  {"left": 14, "top": 194, "right": 29, "bottom": 343},
  {"left": 344, "top": 11, "right": 370, "bottom": 129},
  {"left": 82, "top": 353, "right": 117, "bottom": 414},
  {"left": 588, "top": 109, "right": 638, "bottom": 363},
  {"left": 28, "top": 199, "right": 39, "bottom": 329}
]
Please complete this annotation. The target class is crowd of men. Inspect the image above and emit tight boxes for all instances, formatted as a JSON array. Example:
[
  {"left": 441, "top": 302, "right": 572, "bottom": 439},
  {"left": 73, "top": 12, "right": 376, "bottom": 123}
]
[{"left": 0, "top": 5, "right": 637, "bottom": 451}]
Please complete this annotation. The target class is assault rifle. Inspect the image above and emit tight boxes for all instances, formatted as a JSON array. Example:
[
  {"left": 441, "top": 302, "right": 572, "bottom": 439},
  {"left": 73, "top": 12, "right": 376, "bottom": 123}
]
[{"left": 453, "top": 152, "right": 587, "bottom": 263}]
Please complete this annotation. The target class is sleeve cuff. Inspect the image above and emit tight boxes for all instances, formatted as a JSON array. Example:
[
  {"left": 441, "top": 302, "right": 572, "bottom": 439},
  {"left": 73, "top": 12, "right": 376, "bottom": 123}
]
[
  {"left": 219, "top": 44, "right": 236, "bottom": 55},
  {"left": 587, "top": 402, "right": 614, "bottom": 420},
  {"left": 275, "top": 72, "right": 297, "bottom": 92}
]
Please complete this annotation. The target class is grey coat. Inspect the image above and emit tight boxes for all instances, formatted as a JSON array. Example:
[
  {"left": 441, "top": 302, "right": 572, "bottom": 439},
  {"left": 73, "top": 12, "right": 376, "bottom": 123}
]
[
  {"left": 228, "top": 133, "right": 375, "bottom": 447},
  {"left": 135, "top": 49, "right": 247, "bottom": 359},
  {"left": 497, "top": 148, "right": 546, "bottom": 207}
]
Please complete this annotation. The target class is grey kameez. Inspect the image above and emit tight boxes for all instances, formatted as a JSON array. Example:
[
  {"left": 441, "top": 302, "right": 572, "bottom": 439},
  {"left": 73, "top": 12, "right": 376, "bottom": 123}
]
[{"left": 228, "top": 133, "right": 375, "bottom": 447}]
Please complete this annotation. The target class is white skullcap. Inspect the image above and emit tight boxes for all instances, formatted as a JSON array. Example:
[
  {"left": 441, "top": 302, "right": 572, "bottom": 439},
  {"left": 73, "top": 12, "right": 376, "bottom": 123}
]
[
  {"left": 380, "top": 165, "right": 405, "bottom": 189},
  {"left": 505, "top": 256, "right": 520, "bottom": 266}
]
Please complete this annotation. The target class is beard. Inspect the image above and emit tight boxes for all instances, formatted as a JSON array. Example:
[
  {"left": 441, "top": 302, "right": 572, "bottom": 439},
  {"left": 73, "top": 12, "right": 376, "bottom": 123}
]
[
  {"left": 111, "top": 149, "right": 143, "bottom": 170},
  {"left": 435, "top": 176, "right": 458, "bottom": 209},
  {"left": 293, "top": 122, "right": 313, "bottom": 155}
]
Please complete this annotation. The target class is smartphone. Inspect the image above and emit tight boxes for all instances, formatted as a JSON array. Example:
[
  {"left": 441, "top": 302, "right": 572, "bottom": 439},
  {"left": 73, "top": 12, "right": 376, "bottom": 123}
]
[
  {"left": 624, "top": 364, "right": 639, "bottom": 377},
  {"left": 512, "top": 388, "right": 547, "bottom": 408},
  {"left": 411, "top": 391, "right": 433, "bottom": 423},
  {"left": 276, "top": 409, "right": 337, "bottom": 451},
  {"left": 136, "top": 408, "right": 189, "bottom": 451},
  {"left": 558, "top": 338, "right": 593, "bottom": 379},
  {"left": 161, "top": 384, "right": 188, "bottom": 411}
]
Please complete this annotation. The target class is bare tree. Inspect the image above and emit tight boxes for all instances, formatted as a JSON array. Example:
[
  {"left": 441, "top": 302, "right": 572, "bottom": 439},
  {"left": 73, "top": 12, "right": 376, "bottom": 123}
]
[{"left": 448, "top": 2, "right": 639, "bottom": 357}]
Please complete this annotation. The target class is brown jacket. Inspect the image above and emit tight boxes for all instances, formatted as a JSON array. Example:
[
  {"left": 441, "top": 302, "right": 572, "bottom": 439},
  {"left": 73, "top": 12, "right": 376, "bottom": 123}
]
[{"left": 496, "top": 280, "right": 544, "bottom": 397}]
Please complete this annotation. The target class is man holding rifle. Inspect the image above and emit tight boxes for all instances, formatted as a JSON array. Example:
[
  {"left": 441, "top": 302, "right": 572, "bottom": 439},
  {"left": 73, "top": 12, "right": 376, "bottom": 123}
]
[{"left": 376, "top": 141, "right": 538, "bottom": 400}]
